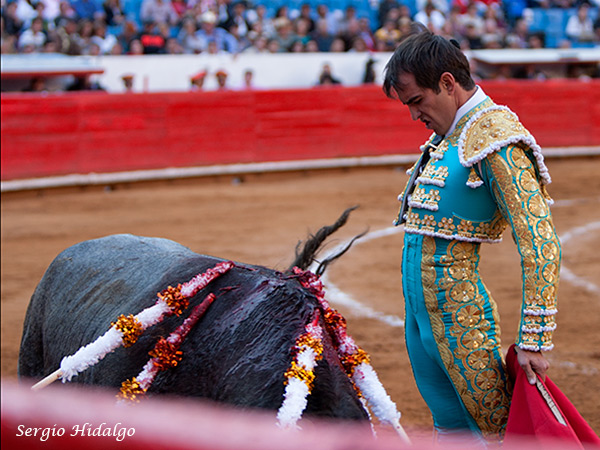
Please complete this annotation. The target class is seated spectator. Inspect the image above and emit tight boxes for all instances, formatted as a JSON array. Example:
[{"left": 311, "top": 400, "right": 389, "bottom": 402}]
[
  {"left": 242, "top": 34, "right": 269, "bottom": 53},
  {"left": 75, "top": 18, "right": 94, "bottom": 52},
  {"left": 458, "top": 2, "right": 484, "bottom": 36},
  {"left": 18, "top": 16, "right": 47, "bottom": 51},
  {"left": 338, "top": 5, "right": 358, "bottom": 34},
  {"left": 417, "top": 0, "right": 449, "bottom": 14},
  {"left": 357, "top": 17, "right": 375, "bottom": 50},
  {"left": 289, "top": 39, "right": 304, "bottom": 51},
  {"left": 398, "top": 15, "right": 413, "bottom": 40},
  {"left": 273, "top": 17, "right": 296, "bottom": 50},
  {"left": 117, "top": 20, "right": 138, "bottom": 52},
  {"left": 463, "top": 22, "right": 483, "bottom": 49},
  {"left": 316, "top": 3, "right": 343, "bottom": 35},
  {"left": 527, "top": 31, "right": 545, "bottom": 49},
  {"left": 246, "top": 4, "right": 275, "bottom": 39},
  {"left": 90, "top": 22, "right": 117, "bottom": 53},
  {"left": 221, "top": 1, "right": 250, "bottom": 39},
  {"left": 566, "top": 3, "right": 596, "bottom": 44},
  {"left": 504, "top": 17, "right": 528, "bottom": 48},
  {"left": 103, "top": 0, "right": 125, "bottom": 26},
  {"left": 414, "top": 1, "right": 445, "bottom": 34},
  {"left": 329, "top": 36, "right": 345, "bottom": 51},
  {"left": 274, "top": 5, "right": 289, "bottom": 20},
  {"left": 374, "top": 18, "right": 400, "bottom": 51},
  {"left": 228, "top": 22, "right": 251, "bottom": 51},
  {"left": 178, "top": 17, "right": 203, "bottom": 53},
  {"left": 305, "top": 38, "right": 318, "bottom": 51},
  {"left": 138, "top": 20, "right": 166, "bottom": 53},
  {"left": 53, "top": 1, "right": 77, "bottom": 28},
  {"left": 196, "top": 10, "right": 238, "bottom": 53},
  {"left": 164, "top": 36, "right": 182, "bottom": 53},
  {"left": 2, "top": 34, "right": 18, "bottom": 53},
  {"left": 266, "top": 37, "right": 281, "bottom": 52},
  {"left": 86, "top": 40, "right": 101, "bottom": 54},
  {"left": 109, "top": 41, "right": 123, "bottom": 53},
  {"left": 42, "top": 40, "right": 59, "bottom": 52},
  {"left": 3, "top": 1, "right": 25, "bottom": 37},
  {"left": 310, "top": 18, "right": 333, "bottom": 51},
  {"left": 127, "top": 37, "right": 144, "bottom": 53},
  {"left": 140, "top": 0, "right": 178, "bottom": 27},
  {"left": 296, "top": 3, "right": 315, "bottom": 34},
  {"left": 349, "top": 35, "right": 368, "bottom": 51},
  {"left": 337, "top": 17, "right": 360, "bottom": 50},
  {"left": 293, "top": 17, "right": 312, "bottom": 46},
  {"left": 378, "top": 0, "right": 400, "bottom": 29}
]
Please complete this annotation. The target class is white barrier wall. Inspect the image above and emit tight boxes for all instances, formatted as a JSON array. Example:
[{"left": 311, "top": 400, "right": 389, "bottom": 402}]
[
  {"left": 94, "top": 52, "right": 389, "bottom": 93},
  {"left": 2, "top": 48, "right": 598, "bottom": 93}
]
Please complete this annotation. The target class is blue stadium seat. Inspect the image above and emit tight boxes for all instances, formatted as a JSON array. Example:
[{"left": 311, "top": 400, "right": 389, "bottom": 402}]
[
  {"left": 122, "top": 0, "right": 143, "bottom": 26},
  {"left": 528, "top": 8, "right": 548, "bottom": 33},
  {"left": 544, "top": 8, "right": 569, "bottom": 48}
]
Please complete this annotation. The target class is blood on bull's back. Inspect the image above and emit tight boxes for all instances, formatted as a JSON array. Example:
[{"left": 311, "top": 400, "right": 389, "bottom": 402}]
[{"left": 18, "top": 223, "right": 368, "bottom": 420}]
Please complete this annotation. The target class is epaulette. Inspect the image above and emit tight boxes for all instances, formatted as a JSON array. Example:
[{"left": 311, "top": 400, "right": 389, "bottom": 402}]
[{"left": 457, "top": 105, "right": 551, "bottom": 186}]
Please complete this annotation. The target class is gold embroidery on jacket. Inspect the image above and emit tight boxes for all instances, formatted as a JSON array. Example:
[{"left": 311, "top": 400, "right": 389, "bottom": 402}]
[{"left": 486, "top": 146, "right": 560, "bottom": 350}]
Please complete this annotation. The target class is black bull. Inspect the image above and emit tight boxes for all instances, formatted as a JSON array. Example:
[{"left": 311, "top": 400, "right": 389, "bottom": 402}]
[{"left": 18, "top": 212, "right": 369, "bottom": 421}]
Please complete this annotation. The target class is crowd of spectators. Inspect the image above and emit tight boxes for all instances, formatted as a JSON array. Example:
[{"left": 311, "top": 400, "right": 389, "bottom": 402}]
[{"left": 1, "top": 0, "right": 599, "bottom": 56}]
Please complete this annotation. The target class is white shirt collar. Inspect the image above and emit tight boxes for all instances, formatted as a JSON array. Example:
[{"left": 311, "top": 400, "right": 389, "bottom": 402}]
[{"left": 445, "top": 86, "right": 487, "bottom": 137}]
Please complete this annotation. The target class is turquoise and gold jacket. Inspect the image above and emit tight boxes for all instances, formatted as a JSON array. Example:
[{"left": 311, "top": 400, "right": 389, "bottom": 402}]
[{"left": 396, "top": 97, "right": 561, "bottom": 352}]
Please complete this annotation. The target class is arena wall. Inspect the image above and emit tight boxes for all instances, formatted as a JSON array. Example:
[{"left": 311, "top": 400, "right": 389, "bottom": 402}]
[{"left": 2, "top": 80, "right": 599, "bottom": 182}]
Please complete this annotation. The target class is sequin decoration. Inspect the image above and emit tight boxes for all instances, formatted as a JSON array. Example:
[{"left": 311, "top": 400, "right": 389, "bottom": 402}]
[
  {"left": 484, "top": 146, "right": 560, "bottom": 351},
  {"left": 422, "top": 237, "right": 510, "bottom": 437},
  {"left": 111, "top": 314, "right": 143, "bottom": 347}
]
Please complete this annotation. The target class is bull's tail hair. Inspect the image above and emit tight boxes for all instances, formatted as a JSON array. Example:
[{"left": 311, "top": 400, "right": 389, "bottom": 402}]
[{"left": 288, "top": 206, "right": 366, "bottom": 276}]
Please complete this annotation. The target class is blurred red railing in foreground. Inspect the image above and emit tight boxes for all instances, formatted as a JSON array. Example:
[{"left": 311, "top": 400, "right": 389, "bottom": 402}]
[{"left": 2, "top": 379, "right": 594, "bottom": 450}]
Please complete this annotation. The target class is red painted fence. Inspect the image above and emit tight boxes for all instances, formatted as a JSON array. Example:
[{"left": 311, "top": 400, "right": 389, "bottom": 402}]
[{"left": 2, "top": 80, "right": 599, "bottom": 181}]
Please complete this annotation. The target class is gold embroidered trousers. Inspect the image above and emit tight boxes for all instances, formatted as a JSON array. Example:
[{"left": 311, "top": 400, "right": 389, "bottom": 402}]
[{"left": 402, "top": 233, "right": 510, "bottom": 438}]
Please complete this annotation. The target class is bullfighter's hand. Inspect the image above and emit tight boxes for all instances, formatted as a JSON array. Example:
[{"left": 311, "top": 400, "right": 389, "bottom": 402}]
[{"left": 516, "top": 347, "right": 550, "bottom": 385}]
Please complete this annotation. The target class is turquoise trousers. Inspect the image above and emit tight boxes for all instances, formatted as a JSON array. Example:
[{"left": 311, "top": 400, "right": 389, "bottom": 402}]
[{"left": 402, "top": 233, "right": 510, "bottom": 439}]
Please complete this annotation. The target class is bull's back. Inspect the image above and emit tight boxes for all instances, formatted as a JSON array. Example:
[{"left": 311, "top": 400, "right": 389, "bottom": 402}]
[
  {"left": 18, "top": 234, "right": 368, "bottom": 421},
  {"left": 18, "top": 234, "right": 217, "bottom": 379}
]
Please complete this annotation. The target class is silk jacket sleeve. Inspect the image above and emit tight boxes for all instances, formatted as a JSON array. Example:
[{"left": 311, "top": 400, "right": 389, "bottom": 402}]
[{"left": 478, "top": 144, "right": 561, "bottom": 351}]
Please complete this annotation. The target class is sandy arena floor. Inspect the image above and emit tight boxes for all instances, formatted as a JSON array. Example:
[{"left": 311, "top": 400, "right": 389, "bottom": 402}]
[{"left": 2, "top": 157, "right": 599, "bottom": 436}]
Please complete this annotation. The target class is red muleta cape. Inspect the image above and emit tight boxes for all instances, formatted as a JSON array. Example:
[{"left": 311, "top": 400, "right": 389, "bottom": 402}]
[{"left": 505, "top": 344, "right": 600, "bottom": 449}]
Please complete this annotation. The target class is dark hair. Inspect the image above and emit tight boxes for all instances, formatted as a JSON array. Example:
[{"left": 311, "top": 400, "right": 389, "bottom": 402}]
[{"left": 383, "top": 26, "right": 475, "bottom": 99}]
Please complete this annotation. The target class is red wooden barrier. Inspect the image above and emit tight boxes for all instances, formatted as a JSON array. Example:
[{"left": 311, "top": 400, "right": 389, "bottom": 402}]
[{"left": 2, "top": 80, "right": 599, "bottom": 181}]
